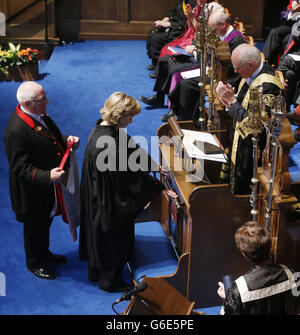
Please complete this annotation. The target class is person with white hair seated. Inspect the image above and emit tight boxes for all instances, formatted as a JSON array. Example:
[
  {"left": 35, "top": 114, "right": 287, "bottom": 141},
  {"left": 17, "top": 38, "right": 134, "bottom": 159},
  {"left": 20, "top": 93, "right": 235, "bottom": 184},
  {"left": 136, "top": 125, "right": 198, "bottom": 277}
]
[
  {"left": 139, "top": 1, "right": 224, "bottom": 109},
  {"left": 167, "top": 10, "right": 246, "bottom": 121},
  {"left": 216, "top": 43, "right": 282, "bottom": 195},
  {"left": 146, "top": 0, "right": 197, "bottom": 74}
]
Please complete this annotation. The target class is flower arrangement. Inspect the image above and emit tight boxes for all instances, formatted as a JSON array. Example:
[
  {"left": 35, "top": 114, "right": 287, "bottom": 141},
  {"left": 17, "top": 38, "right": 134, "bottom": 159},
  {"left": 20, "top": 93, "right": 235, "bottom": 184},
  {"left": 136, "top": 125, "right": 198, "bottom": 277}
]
[{"left": 0, "top": 43, "right": 39, "bottom": 75}]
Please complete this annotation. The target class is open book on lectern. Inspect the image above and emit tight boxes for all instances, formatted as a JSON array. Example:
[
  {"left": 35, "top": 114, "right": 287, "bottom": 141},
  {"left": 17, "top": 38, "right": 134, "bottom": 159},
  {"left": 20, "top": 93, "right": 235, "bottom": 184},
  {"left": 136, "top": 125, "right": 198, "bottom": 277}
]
[{"left": 181, "top": 129, "right": 227, "bottom": 163}]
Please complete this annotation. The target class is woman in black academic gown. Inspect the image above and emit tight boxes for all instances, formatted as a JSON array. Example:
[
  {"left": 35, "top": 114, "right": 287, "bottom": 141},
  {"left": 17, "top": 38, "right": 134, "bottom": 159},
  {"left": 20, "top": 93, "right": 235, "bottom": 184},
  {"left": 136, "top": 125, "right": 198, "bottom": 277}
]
[{"left": 79, "top": 92, "right": 165, "bottom": 292}]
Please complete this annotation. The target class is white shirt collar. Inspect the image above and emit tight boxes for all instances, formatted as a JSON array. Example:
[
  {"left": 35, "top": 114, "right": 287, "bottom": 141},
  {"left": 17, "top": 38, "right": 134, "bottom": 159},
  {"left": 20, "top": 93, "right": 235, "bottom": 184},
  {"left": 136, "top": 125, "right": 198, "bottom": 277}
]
[
  {"left": 245, "top": 61, "right": 264, "bottom": 86},
  {"left": 20, "top": 105, "right": 47, "bottom": 128},
  {"left": 219, "top": 25, "right": 234, "bottom": 41}
]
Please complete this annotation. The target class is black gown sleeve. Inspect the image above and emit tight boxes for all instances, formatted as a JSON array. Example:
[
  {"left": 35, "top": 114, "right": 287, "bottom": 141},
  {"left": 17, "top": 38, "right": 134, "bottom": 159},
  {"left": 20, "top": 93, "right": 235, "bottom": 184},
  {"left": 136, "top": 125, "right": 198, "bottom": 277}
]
[{"left": 223, "top": 283, "right": 244, "bottom": 315}]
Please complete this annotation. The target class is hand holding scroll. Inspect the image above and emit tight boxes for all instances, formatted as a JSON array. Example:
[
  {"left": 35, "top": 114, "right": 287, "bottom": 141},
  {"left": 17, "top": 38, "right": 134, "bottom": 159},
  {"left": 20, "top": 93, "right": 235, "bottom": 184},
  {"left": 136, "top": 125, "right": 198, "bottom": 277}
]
[{"left": 185, "top": 44, "right": 197, "bottom": 55}]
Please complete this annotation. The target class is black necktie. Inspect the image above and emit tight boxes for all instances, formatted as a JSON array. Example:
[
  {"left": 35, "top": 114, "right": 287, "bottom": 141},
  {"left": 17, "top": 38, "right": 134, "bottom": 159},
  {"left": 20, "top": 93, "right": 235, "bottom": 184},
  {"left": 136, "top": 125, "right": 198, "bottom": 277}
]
[
  {"left": 41, "top": 114, "right": 63, "bottom": 145},
  {"left": 41, "top": 114, "right": 52, "bottom": 129}
]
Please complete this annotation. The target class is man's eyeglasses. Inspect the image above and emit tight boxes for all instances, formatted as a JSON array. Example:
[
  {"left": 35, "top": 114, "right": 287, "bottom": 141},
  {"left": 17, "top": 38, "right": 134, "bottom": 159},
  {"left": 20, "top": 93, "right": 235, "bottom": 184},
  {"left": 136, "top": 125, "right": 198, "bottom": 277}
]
[
  {"left": 31, "top": 96, "right": 47, "bottom": 103},
  {"left": 233, "top": 63, "right": 247, "bottom": 72}
]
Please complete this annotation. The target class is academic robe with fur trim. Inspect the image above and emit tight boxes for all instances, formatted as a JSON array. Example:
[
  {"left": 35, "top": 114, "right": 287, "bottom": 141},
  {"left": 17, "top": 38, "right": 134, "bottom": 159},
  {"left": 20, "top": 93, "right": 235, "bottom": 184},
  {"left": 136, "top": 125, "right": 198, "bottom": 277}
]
[
  {"left": 79, "top": 121, "right": 164, "bottom": 275},
  {"left": 4, "top": 106, "right": 67, "bottom": 222},
  {"left": 226, "top": 62, "right": 282, "bottom": 195}
]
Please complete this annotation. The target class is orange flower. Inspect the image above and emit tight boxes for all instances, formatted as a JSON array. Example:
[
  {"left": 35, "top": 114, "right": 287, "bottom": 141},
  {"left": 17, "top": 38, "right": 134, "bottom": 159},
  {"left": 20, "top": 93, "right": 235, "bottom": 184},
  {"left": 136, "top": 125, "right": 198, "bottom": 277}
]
[{"left": 17, "top": 48, "right": 38, "bottom": 59}]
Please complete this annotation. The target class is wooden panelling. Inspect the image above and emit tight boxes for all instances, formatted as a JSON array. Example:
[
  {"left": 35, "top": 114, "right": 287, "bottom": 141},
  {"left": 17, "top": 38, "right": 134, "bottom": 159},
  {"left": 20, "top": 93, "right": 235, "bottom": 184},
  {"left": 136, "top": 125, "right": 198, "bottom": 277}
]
[
  {"left": 1, "top": 0, "right": 266, "bottom": 41},
  {"left": 9, "top": 0, "right": 37, "bottom": 18},
  {"left": 0, "top": 0, "right": 8, "bottom": 15},
  {"left": 0, "top": 0, "right": 49, "bottom": 25},
  {"left": 130, "top": 0, "right": 179, "bottom": 21},
  {"left": 56, "top": 0, "right": 266, "bottom": 41},
  {"left": 0, "top": 0, "right": 58, "bottom": 60},
  {"left": 0, "top": 0, "right": 37, "bottom": 19},
  {"left": 56, "top": 0, "right": 186, "bottom": 40},
  {"left": 221, "top": 0, "right": 264, "bottom": 38}
]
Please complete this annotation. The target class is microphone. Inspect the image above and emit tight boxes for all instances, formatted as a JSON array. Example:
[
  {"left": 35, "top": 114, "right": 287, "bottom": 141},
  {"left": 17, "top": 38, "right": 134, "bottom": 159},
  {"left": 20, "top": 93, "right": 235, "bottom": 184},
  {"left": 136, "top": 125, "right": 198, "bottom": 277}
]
[
  {"left": 115, "top": 282, "right": 148, "bottom": 304},
  {"left": 222, "top": 275, "right": 233, "bottom": 295}
]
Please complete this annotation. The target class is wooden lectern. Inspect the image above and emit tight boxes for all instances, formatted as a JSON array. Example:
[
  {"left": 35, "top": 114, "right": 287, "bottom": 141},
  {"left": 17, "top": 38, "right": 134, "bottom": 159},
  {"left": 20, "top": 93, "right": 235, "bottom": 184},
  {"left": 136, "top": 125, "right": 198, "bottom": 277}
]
[
  {"left": 123, "top": 277, "right": 199, "bottom": 315},
  {"left": 155, "top": 117, "right": 251, "bottom": 308}
]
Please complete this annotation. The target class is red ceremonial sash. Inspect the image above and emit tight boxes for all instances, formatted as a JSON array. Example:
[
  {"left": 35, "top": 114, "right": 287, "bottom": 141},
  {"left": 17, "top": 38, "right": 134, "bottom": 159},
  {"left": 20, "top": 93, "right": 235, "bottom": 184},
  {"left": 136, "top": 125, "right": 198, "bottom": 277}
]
[{"left": 54, "top": 140, "right": 74, "bottom": 222}]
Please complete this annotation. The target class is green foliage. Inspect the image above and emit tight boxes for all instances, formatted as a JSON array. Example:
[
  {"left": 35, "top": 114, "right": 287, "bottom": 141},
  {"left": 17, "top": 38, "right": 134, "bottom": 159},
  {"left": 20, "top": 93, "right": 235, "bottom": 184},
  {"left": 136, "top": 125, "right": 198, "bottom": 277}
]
[{"left": 0, "top": 43, "right": 39, "bottom": 75}]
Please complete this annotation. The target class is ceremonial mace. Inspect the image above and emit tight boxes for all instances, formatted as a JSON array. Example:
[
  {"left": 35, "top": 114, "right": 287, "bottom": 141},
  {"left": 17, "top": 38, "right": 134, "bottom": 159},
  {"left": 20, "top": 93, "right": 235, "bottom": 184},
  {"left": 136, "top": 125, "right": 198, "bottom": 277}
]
[
  {"left": 206, "top": 25, "right": 219, "bottom": 130},
  {"left": 193, "top": 3, "right": 208, "bottom": 128},
  {"left": 246, "top": 87, "right": 264, "bottom": 221},
  {"left": 265, "top": 93, "right": 286, "bottom": 231}
]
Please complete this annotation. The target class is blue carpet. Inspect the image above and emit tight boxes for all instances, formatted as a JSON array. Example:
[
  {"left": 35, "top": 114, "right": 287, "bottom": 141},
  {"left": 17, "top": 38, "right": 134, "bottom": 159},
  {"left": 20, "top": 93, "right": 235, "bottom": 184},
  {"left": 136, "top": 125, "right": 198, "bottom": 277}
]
[
  {"left": 0, "top": 40, "right": 298, "bottom": 316},
  {"left": 0, "top": 40, "right": 211, "bottom": 315},
  {"left": 289, "top": 124, "right": 300, "bottom": 183}
]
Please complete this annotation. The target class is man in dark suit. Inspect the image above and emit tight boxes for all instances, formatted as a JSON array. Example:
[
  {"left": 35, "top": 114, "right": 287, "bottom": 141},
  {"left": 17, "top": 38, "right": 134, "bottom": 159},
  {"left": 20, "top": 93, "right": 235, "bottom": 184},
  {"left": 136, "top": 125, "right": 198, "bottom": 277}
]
[
  {"left": 4, "top": 81, "right": 80, "bottom": 280},
  {"left": 262, "top": 0, "right": 300, "bottom": 66},
  {"left": 146, "top": 0, "right": 197, "bottom": 73}
]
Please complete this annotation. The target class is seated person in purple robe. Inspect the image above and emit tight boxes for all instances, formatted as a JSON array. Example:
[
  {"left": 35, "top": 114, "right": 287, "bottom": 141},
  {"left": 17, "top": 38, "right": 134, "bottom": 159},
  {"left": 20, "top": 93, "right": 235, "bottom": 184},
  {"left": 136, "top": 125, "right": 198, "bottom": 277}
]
[{"left": 166, "top": 10, "right": 245, "bottom": 122}]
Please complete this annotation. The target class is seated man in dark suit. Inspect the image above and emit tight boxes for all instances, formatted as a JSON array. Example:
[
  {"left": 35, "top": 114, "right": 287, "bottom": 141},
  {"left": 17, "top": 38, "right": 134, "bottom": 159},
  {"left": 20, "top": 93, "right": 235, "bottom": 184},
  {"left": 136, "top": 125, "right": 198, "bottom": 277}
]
[
  {"left": 167, "top": 10, "right": 245, "bottom": 121},
  {"left": 262, "top": 0, "right": 300, "bottom": 66},
  {"left": 146, "top": 0, "right": 197, "bottom": 73},
  {"left": 277, "top": 19, "right": 300, "bottom": 127},
  {"left": 140, "top": 1, "right": 223, "bottom": 109},
  {"left": 216, "top": 43, "right": 282, "bottom": 194}
]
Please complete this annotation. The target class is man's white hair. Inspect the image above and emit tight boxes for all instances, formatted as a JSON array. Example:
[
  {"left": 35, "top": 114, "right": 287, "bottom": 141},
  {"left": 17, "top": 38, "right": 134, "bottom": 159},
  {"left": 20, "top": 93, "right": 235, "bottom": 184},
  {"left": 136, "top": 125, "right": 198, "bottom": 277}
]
[
  {"left": 16, "top": 81, "right": 43, "bottom": 104},
  {"left": 209, "top": 10, "right": 229, "bottom": 25},
  {"left": 208, "top": 2, "right": 225, "bottom": 13},
  {"left": 233, "top": 43, "right": 262, "bottom": 66}
]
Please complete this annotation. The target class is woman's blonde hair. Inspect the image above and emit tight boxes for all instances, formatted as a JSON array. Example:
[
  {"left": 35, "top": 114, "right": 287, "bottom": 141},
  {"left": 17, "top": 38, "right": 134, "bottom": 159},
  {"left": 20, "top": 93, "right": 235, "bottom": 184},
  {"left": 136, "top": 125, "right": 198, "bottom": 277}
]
[{"left": 100, "top": 92, "right": 141, "bottom": 125}]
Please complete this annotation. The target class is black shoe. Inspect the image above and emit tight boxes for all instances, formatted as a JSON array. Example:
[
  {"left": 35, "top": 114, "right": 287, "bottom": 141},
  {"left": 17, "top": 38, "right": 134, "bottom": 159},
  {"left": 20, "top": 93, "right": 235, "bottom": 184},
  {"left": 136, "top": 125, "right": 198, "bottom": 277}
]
[
  {"left": 149, "top": 73, "right": 157, "bottom": 79},
  {"left": 287, "top": 107, "right": 300, "bottom": 126},
  {"left": 294, "top": 127, "right": 300, "bottom": 142},
  {"left": 161, "top": 110, "right": 175, "bottom": 122},
  {"left": 28, "top": 265, "right": 56, "bottom": 280},
  {"left": 45, "top": 253, "right": 67, "bottom": 264},
  {"left": 139, "top": 95, "right": 164, "bottom": 108},
  {"left": 147, "top": 64, "right": 155, "bottom": 71},
  {"left": 99, "top": 280, "right": 133, "bottom": 293}
]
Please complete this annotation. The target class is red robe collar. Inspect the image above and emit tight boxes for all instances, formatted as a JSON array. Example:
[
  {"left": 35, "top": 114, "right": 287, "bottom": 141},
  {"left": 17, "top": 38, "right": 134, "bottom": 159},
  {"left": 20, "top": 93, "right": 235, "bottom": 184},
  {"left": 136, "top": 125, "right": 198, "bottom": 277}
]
[
  {"left": 16, "top": 104, "right": 65, "bottom": 152},
  {"left": 16, "top": 104, "right": 36, "bottom": 129}
]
